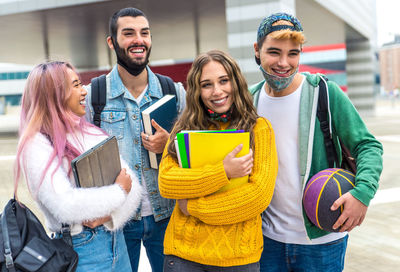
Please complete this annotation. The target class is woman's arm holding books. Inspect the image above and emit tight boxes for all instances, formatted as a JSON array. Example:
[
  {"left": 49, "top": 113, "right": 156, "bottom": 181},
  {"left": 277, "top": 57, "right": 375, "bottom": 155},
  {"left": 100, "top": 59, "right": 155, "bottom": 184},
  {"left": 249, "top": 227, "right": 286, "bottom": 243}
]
[{"left": 186, "top": 118, "right": 278, "bottom": 225}]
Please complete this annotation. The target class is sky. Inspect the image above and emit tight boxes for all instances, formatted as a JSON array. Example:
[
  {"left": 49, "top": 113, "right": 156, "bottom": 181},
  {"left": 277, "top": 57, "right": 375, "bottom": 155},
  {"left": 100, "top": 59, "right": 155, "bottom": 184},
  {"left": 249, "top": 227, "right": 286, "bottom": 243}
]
[{"left": 376, "top": 0, "right": 400, "bottom": 46}]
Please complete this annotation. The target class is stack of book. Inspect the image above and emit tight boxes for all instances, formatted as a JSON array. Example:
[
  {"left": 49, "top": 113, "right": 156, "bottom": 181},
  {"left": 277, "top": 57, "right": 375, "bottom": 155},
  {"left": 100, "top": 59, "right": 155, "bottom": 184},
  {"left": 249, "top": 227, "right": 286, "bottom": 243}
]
[{"left": 174, "top": 130, "right": 250, "bottom": 193}]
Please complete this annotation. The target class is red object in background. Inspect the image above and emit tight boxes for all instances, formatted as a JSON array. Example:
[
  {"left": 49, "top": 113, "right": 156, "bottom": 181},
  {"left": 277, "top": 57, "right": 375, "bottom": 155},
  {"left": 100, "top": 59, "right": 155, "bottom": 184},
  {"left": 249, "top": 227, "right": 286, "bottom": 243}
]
[
  {"left": 298, "top": 64, "right": 347, "bottom": 92},
  {"left": 151, "top": 62, "right": 192, "bottom": 88},
  {"left": 78, "top": 62, "right": 192, "bottom": 87},
  {"left": 301, "top": 43, "right": 346, "bottom": 53},
  {"left": 79, "top": 70, "right": 109, "bottom": 85},
  {"left": 78, "top": 58, "right": 348, "bottom": 92},
  {"left": 298, "top": 64, "right": 342, "bottom": 75}
]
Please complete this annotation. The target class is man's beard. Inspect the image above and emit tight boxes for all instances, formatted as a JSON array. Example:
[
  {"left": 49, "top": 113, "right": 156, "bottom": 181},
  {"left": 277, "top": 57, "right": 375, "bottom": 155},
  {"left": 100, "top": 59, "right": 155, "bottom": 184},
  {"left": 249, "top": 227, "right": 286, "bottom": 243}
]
[{"left": 114, "top": 40, "right": 152, "bottom": 76}]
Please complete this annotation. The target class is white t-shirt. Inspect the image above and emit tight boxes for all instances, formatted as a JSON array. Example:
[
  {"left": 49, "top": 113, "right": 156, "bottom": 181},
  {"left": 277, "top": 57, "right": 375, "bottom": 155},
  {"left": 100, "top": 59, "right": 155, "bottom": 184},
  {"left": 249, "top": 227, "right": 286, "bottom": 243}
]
[{"left": 257, "top": 78, "right": 346, "bottom": 244}]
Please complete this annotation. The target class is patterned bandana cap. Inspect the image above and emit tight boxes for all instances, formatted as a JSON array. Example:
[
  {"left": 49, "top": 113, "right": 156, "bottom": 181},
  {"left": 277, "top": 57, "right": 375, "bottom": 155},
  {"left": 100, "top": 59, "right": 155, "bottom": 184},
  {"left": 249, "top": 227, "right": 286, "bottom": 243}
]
[{"left": 257, "top": 12, "right": 303, "bottom": 43}]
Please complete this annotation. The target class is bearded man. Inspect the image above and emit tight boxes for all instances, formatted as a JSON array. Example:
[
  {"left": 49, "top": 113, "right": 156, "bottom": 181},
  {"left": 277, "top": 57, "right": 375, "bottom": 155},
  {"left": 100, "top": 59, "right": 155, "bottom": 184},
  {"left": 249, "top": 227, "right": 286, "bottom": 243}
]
[{"left": 84, "top": 7, "right": 186, "bottom": 272}]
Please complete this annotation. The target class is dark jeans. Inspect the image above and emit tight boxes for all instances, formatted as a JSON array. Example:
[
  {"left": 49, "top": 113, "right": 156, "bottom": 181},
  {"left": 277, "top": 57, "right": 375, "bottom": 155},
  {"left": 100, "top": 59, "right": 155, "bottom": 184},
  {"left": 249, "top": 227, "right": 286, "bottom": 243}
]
[
  {"left": 164, "top": 255, "right": 260, "bottom": 272},
  {"left": 260, "top": 235, "right": 348, "bottom": 272},
  {"left": 123, "top": 216, "right": 170, "bottom": 272}
]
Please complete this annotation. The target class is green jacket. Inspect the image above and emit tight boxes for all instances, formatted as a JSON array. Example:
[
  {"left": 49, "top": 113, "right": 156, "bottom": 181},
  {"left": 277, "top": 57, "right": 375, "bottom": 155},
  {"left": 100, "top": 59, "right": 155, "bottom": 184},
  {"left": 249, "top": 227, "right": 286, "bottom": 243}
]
[{"left": 249, "top": 72, "right": 383, "bottom": 239}]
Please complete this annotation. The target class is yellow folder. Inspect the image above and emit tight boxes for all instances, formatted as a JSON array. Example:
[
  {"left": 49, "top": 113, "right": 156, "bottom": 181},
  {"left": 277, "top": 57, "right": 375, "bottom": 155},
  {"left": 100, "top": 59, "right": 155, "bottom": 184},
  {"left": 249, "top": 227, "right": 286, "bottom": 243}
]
[{"left": 189, "top": 132, "right": 250, "bottom": 193}]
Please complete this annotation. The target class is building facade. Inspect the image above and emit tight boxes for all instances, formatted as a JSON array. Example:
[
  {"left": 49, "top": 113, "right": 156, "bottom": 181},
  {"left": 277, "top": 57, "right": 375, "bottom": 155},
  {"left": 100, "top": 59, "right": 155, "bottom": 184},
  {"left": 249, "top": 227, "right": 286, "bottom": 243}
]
[
  {"left": 379, "top": 38, "right": 400, "bottom": 93},
  {"left": 0, "top": 0, "right": 378, "bottom": 115}
]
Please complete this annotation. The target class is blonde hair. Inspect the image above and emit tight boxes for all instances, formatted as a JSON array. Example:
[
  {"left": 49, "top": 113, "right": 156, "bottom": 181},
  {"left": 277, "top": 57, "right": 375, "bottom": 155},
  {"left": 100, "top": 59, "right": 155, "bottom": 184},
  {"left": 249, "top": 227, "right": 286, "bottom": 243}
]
[{"left": 268, "top": 20, "right": 305, "bottom": 45}]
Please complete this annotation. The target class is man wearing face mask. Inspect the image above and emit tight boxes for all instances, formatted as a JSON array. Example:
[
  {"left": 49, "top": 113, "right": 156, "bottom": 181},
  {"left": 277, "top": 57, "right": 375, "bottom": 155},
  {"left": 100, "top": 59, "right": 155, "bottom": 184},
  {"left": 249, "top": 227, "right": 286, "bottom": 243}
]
[
  {"left": 84, "top": 7, "right": 186, "bottom": 272},
  {"left": 250, "top": 13, "right": 383, "bottom": 272}
]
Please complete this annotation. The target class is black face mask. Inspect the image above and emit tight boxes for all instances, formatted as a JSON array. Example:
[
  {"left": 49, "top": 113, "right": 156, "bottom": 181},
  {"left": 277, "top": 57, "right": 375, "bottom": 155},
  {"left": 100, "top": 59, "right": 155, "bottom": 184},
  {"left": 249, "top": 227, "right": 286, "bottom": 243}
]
[{"left": 112, "top": 37, "right": 152, "bottom": 76}]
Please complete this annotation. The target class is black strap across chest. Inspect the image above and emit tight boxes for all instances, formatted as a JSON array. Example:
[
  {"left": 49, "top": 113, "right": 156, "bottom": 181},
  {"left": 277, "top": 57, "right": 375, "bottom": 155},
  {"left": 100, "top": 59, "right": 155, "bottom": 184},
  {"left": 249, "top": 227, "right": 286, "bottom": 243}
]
[{"left": 316, "top": 76, "right": 339, "bottom": 168}]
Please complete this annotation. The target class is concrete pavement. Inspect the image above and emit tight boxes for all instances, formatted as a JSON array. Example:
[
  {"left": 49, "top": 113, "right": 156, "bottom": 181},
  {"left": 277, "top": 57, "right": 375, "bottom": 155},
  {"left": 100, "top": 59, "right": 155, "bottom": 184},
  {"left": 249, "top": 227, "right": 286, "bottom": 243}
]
[{"left": 344, "top": 98, "right": 400, "bottom": 271}]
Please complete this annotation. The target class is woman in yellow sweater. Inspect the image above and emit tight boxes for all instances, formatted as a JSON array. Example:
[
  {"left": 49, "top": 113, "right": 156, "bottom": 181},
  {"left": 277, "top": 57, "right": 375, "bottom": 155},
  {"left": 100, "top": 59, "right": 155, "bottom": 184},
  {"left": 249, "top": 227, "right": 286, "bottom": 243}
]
[{"left": 159, "top": 50, "right": 278, "bottom": 271}]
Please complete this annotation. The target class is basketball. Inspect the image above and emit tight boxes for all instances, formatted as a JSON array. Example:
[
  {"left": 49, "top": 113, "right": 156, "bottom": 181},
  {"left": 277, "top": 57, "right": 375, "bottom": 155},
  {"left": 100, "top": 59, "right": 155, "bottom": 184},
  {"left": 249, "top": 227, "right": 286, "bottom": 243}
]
[{"left": 303, "top": 168, "right": 355, "bottom": 232}]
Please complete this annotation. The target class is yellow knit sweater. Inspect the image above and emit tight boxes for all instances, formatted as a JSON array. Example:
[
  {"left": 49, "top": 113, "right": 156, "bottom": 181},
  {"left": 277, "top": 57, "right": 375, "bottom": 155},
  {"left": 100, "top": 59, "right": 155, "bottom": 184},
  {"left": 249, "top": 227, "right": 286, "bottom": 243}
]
[{"left": 158, "top": 117, "right": 278, "bottom": 267}]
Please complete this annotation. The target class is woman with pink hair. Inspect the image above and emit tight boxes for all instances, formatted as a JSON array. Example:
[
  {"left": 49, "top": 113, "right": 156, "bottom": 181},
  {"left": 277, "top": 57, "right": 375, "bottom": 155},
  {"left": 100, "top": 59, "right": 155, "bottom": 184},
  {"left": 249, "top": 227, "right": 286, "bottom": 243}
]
[{"left": 14, "top": 61, "right": 143, "bottom": 272}]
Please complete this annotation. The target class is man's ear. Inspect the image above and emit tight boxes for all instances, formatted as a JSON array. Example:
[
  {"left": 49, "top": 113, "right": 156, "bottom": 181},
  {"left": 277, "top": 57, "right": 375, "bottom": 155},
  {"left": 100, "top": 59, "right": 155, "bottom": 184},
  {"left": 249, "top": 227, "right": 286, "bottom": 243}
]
[
  {"left": 107, "top": 36, "right": 114, "bottom": 50},
  {"left": 254, "top": 42, "right": 260, "bottom": 59},
  {"left": 254, "top": 42, "right": 261, "bottom": 65}
]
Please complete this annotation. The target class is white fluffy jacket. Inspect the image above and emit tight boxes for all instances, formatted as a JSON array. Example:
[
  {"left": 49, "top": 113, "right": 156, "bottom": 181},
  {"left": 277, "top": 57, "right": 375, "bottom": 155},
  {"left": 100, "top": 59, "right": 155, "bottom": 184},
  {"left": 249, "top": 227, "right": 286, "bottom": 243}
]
[{"left": 21, "top": 126, "right": 143, "bottom": 235}]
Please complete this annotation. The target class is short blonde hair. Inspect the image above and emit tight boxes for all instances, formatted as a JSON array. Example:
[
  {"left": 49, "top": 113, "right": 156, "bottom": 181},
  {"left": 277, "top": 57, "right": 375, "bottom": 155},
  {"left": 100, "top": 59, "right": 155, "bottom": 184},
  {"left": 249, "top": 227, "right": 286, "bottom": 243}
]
[
  {"left": 269, "top": 20, "right": 305, "bottom": 45},
  {"left": 256, "top": 13, "right": 305, "bottom": 49}
]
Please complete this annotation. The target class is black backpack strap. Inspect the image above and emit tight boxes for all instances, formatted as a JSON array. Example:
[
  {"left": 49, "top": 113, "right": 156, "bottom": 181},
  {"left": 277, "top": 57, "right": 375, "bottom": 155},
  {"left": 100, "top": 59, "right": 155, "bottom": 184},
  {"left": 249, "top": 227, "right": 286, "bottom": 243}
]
[
  {"left": 91, "top": 74, "right": 107, "bottom": 128},
  {"left": 155, "top": 73, "right": 177, "bottom": 98},
  {"left": 1, "top": 210, "right": 16, "bottom": 272},
  {"left": 60, "top": 224, "right": 72, "bottom": 247},
  {"left": 317, "top": 76, "right": 339, "bottom": 168}
]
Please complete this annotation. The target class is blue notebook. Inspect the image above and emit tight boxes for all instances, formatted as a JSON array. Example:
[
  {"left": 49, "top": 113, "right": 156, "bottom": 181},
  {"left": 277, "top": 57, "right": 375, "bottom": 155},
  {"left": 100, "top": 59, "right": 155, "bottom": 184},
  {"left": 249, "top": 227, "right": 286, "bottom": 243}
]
[{"left": 141, "top": 94, "right": 178, "bottom": 168}]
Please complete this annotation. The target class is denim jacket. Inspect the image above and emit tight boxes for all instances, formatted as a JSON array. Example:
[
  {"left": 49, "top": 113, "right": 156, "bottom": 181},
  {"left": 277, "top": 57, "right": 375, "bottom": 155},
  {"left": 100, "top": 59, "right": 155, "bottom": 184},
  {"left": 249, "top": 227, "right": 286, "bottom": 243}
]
[{"left": 84, "top": 65, "right": 186, "bottom": 222}]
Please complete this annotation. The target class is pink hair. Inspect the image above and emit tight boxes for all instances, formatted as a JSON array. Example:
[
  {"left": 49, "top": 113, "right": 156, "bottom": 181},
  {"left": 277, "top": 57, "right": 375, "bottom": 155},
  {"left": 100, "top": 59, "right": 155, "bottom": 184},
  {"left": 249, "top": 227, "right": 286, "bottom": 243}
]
[{"left": 14, "top": 61, "right": 100, "bottom": 198}]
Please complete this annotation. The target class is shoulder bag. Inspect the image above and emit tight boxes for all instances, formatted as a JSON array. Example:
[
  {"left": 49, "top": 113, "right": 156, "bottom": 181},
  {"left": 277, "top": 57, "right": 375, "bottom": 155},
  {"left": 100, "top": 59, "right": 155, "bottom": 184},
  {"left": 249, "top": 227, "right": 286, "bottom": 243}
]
[{"left": 0, "top": 198, "right": 78, "bottom": 272}]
